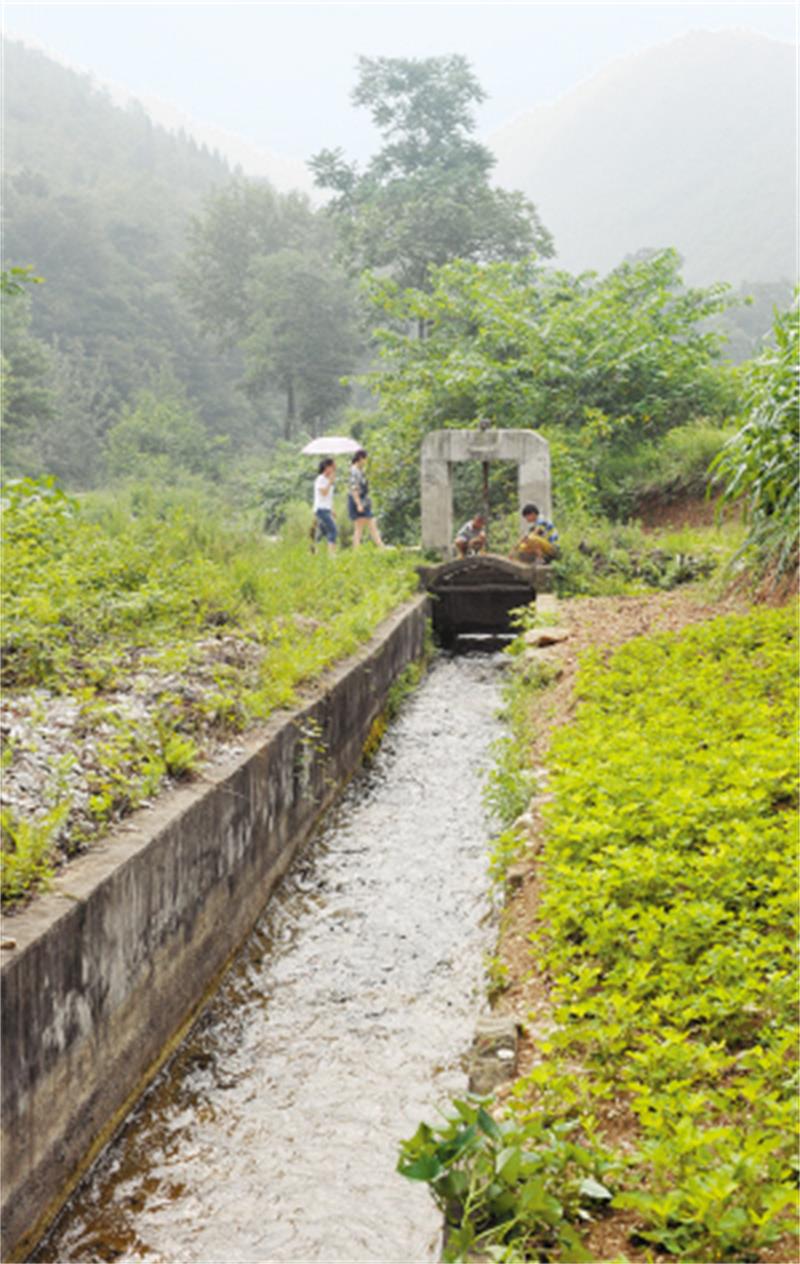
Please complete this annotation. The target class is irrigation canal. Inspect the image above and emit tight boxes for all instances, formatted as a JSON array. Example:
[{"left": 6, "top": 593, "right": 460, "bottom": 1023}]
[{"left": 35, "top": 652, "right": 506, "bottom": 1264}]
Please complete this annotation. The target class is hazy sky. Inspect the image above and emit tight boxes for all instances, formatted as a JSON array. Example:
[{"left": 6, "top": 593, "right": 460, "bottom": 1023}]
[{"left": 4, "top": 2, "right": 797, "bottom": 163}]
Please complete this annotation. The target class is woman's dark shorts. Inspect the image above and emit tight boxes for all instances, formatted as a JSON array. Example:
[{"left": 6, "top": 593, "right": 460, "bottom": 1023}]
[
  {"left": 315, "top": 508, "right": 337, "bottom": 542},
  {"left": 347, "top": 494, "right": 373, "bottom": 521}
]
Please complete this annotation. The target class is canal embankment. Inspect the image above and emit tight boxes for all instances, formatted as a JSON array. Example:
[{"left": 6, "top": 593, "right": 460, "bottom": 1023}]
[
  {"left": 33, "top": 649, "right": 506, "bottom": 1264},
  {"left": 1, "top": 594, "right": 429, "bottom": 1262}
]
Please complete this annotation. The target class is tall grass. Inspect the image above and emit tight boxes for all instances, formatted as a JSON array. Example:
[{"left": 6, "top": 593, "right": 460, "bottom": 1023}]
[{"left": 1, "top": 477, "right": 418, "bottom": 900}]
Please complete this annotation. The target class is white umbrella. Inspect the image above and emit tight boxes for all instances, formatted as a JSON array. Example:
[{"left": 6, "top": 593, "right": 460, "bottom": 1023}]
[{"left": 301, "top": 436, "right": 360, "bottom": 456}]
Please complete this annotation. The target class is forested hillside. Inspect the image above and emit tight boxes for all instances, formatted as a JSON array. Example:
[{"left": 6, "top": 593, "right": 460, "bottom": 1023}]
[
  {"left": 3, "top": 39, "right": 249, "bottom": 435},
  {"left": 490, "top": 30, "right": 796, "bottom": 290},
  {"left": 2, "top": 39, "right": 364, "bottom": 486}
]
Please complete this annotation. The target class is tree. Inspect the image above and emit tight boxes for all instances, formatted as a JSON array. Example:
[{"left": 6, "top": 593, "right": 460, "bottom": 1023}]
[
  {"left": 351, "top": 249, "right": 735, "bottom": 539},
  {"left": 178, "top": 181, "right": 317, "bottom": 348},
  {"left": 1, "top": 283, "right": 56, "bottom": 477},
  {"left": 3, "top": 40, "right": 257, "bottom": 467},
  {"left": 179, "top": 183, "right": 363, "bottom": 439},
  {"left": 104, "top": 380, "right": 228, "bottom": 483},
  {"left": 310, "top": 55, "right": 554, "bottom": 292},
  {"left": 40, "top": 340, "right": 118, "bottom": 487},
  {"left": 241, "top": 248, "right": 360, "bottom": 438}
]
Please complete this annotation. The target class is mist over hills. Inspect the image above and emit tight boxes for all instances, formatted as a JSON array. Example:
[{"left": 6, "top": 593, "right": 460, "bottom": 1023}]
[
  {"left": 8, "top": 27, "right": 795, "bottom": 296},
  {"left": 489, "top": 29, "right": 797, "bottom": 287},
  {"left": 2, "top": 38, "right": 265, "bottom": 476}
]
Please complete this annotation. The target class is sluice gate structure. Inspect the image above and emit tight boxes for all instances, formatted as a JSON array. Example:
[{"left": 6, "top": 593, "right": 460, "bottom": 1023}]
[{"left": 417, "top": 426, "right": 553, "bottom": 646}]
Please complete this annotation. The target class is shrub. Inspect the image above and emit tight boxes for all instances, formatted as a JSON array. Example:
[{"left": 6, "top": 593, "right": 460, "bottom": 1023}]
[
  {"left": 549, "top": 515, "right": 722, "bottom": 597},
  {"left": 105, "top": 387, "right": 228, "bottom": 483},
  {"left": 595, "top": 419, "right": 737, "bottom": 520}
]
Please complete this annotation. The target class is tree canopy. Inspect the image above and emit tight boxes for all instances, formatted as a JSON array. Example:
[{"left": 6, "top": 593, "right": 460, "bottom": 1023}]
[
  {"left": 179, "top": 183, "right": 362, "bottom": 437},
  {"left": 355, "top": 249, "right": 736, "bottom": 538},
  {"left": 310, "top": 55, "right": 554, "bottom": 291}
]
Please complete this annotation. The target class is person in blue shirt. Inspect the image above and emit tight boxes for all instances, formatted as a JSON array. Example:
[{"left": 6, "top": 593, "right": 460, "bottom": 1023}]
[{"left": 515, "top": 503, "right": 559, "bottom": 560}]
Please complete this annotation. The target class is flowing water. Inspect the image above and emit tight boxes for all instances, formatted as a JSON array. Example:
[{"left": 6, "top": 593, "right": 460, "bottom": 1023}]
[{"left": 36, "top": 653, "right": 505, "bottom": 1264}]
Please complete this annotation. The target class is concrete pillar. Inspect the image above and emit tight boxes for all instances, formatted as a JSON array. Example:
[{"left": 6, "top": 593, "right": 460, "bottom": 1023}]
[{"left": 420, "top": 433, "right": 454, "bottom": 552}]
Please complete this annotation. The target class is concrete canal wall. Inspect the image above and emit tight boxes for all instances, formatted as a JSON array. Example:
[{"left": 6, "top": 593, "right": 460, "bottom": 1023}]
[{"left": 0, "top": 595, "right": 430, "bottom": 1261}]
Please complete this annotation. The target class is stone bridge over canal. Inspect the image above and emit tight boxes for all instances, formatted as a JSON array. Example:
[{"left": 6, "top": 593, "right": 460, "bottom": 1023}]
[{"left": 417, "top": 555, "right": 553, "bottom": 647}]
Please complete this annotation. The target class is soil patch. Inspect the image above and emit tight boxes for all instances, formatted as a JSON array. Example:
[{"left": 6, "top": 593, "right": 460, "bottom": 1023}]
[{"left": 634, "top": 491, "right": 733, "bottom": 531}]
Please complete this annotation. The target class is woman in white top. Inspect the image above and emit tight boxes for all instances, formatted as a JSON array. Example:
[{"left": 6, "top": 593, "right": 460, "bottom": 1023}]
[{"left": 313, "top": 458, "right": 337, "bottom": 553}]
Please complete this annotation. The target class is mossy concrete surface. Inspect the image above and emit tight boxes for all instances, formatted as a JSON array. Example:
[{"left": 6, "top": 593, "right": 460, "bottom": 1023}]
[{"left": 1, "top": 595, "right": 430, "bottom": 1261}]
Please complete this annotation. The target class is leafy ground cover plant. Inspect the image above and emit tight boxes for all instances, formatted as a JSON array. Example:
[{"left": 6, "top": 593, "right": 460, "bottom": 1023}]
[
  {"left": 400, "top": 603, "right": 798, "bottom": 1262},
  {"left": 1, "top": 478, "right": 418, "bottom": 902}
]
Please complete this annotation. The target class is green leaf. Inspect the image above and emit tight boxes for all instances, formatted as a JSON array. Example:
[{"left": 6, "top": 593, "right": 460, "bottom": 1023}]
[
  {"left": 496, "top": 1145, "right": 522, "bottom": 1183},
  {"left": 477, "top": 1106, "right": 503, "bottom": 1142},
  {"left": 398, "top": 1154, "right": 443, "bottom": 1181}
]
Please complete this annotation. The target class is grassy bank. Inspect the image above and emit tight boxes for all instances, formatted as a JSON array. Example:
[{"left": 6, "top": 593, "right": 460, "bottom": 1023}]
[
  {"left": 1, "top": 478, "right": 418, "bottom": 903},
  {"left": 400, "top": 601, "right": 798, "bottom": 1262}
]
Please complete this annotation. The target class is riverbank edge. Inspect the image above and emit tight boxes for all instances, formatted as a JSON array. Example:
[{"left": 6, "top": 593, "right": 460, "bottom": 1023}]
[{"left": 1, "top": 593, "right": 431, "bottom": 1262}]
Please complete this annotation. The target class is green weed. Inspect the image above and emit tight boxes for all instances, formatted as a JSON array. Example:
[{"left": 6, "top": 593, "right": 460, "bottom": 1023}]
[{"left": 0, "top": 801, "right": 70, "bottom": 903}]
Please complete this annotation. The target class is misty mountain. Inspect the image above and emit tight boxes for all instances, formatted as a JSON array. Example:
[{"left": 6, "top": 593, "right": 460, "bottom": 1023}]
[
  {"left": 489, "top": 29, "right": 796, "bottom": 287},
  {"left": 2, "top": 38, "right": 259, "bottom": 442},
  {"left": 103, "top": 81, "right": 315, "bottom": 196}
]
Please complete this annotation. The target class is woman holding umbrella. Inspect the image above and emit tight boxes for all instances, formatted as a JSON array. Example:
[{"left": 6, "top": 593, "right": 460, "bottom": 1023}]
[
  {"left": 348, "top": 449, "right": 384, "bottom": 549},
  {"left": 302, "top": 436, "right": 355, "bottom": 554}
]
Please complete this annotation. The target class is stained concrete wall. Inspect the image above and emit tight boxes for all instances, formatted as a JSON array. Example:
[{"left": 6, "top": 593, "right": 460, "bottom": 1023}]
[
  {"left": 421, "top": 429, "right": 551, "bottom": 555},
  {"left": 0, "top": 596, "right": 430, "bottom": 1261}
]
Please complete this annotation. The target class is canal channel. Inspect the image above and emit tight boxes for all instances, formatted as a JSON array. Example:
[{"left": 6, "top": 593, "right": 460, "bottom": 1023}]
[{"left": 36, "top": 652, "right": 505, "bottom": 1263}]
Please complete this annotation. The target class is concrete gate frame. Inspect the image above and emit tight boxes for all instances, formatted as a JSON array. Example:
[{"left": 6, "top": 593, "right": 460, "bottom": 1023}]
[{"left": 420, "top": 428, "right": 552, "bottom": 556}]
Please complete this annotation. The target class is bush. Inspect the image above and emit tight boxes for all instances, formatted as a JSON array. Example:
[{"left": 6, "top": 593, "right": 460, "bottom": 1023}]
[
  {"left": 549, "top": 515, "right": 721, "bottom": 597},
  {"left": 105, "top": 387, "right": 228, "bottom": 483},
  {"left": 595, "top": 419, "right": 737, "bottom": 520}
]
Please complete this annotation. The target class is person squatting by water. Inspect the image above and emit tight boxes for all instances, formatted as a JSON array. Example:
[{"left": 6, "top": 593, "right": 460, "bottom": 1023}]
[
  {"left": 313, "top": 457, "right": 337, "bottom": 554},
  {"left": 454, "top": 514, "right": 487, "bottom": 557},
  {"left": 513, "top": 503, "right": 559, "bottom": 561},
  {"left": 348, "top": 449, "right": 385, "bottom": 548}
]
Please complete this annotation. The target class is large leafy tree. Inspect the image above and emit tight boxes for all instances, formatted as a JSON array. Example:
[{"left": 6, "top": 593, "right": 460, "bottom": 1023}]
[
  {"left": 241, "top": 248, "right": 360, "bottom": 438},
  {"left": 105, "top": 378, "right": 229, "bottom": 483},
  {"left": 310, "top": 55, "right": 554, "bottom": 291},
  {"left": 354, "top": 249, "right": 735, "bottom": 539},
  {"left": 180, "top": 183, "right": 361, "bottom": 438}
]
